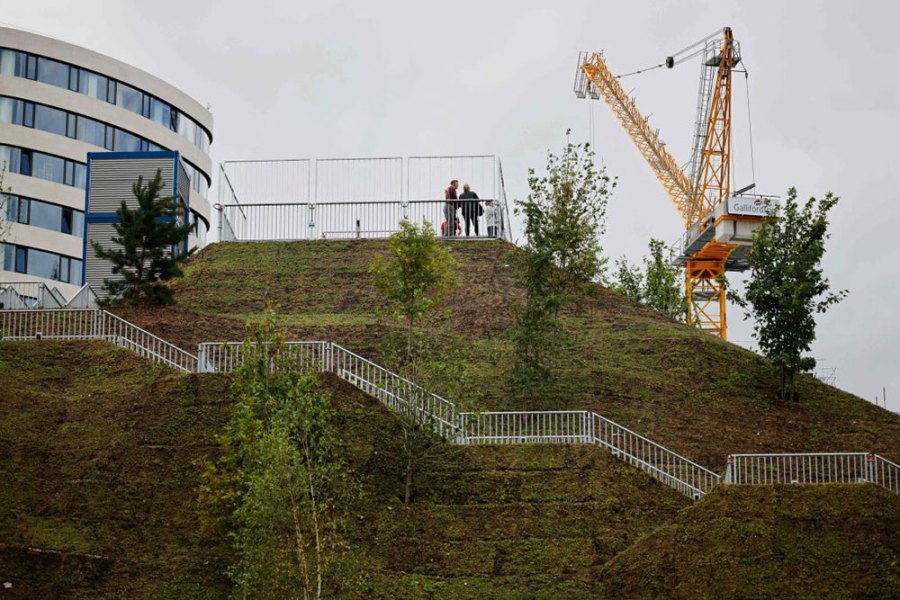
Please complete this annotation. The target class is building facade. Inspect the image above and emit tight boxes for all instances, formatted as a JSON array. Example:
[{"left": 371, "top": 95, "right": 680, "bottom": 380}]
[{"left": 0, "top": 27, "right": 213, "bottom": 297}]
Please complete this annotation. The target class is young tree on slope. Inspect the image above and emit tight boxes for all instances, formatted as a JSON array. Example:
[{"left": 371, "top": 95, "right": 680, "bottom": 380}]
[
  {"left": 370, "top": 220, "right": 457, "bottom": 505},
  {"left": 730, "top": 188, "right": 847, "bottom": 401},
  {"left": 370, "top": 219, "right": 456, "bottom": 367},
  {"left": 200, "top": 320, "right": 354, "bottom": 598},
  {"left": 91, "top": 169, "right": 193, "bottom": 305},
  {"left": 513, "top": 132, "right": 615, "bottom": 403},
  {"left": 613, "top": 238, "right": 686, "bottom": 322}
]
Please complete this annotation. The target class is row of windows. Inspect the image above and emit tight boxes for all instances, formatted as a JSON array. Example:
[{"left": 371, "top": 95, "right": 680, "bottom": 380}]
[
  {"left": 4, "top": 194, "right": 84, "bottom": 238},
  {"left": 0, "top": 48, "right": 210, "bottom": 153},
  {"left": 0, "top": 96, "right": 209, "bottom": 196},
  {"left": 1, "top": 243, "right": 82, "bottom": 284},
  {"left": 0, "top": 144, "right": 85, "bottom": 188}
]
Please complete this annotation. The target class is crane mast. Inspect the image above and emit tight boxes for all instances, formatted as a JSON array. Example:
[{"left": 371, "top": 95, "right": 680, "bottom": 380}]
[{"left": 575, "top": 27, "right": 760, "bottom": 340}]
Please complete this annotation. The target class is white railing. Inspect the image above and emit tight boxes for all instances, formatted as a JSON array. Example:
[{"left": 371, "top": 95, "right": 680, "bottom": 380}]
[
  {"left": 0, "top": 282, "right": 99, "bottom": 310},
  {"left": 216, "top": 155, "right": 512, "bottom": 243},
  {"left": 725, "top": 453, "right": 872, "bottom": 486},
  {"left": 0, "top": 309, "right": 198, "bottom": 372},
  {"left": 331, "top": 343, "right": 460, "bottom": 440},
  {"left": 460, "top": 410, "right": 722, "bottom": 498},
  {"left": 872, "top": 455, "right": 900, "bottom": 495},
  {"left": 219, "top": 199, "right": 507, "bottom": 242},
  {"left": 197, "top": 341, "right": 331, "bottom": 374},
  {"left": 460, "top": 411, "right": 591, "bottom": 445},
  {"left": 196, "top": 341, "right": 460, "bottom": 440},
  {"left": 590, "top": 412, "right": 722, "bottom": 498}
]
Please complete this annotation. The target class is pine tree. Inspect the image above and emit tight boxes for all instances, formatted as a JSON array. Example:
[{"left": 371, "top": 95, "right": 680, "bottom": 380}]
[
  {"left": 731, "top": 188, "right": 847, "bottom": 400},
  {"left": 91, "top": 169, "right": 193, "bottom": 305}
]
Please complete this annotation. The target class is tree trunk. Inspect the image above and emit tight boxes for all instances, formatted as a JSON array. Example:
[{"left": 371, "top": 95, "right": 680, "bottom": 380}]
[{"left": 403, "top": 426, "right": 414, "bottom": 505}]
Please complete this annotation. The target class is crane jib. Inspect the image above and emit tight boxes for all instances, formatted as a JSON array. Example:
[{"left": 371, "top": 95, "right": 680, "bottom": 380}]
[{"left": 573, "top": 27, "right": 760, "bottom": 341}]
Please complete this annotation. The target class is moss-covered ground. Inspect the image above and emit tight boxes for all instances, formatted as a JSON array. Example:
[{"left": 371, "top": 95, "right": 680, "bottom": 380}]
[
  {"left": 0, "top": 342, "right": 688, "bottom": 597},
  {"left": 3, "top": 239, "right": 900, "bottom": 597},
  {"left": 117, "top": 240, "right": 900, "bottom": 467},
  {"left": 599, "top": 484, "right": 900, "bottom": 599}
]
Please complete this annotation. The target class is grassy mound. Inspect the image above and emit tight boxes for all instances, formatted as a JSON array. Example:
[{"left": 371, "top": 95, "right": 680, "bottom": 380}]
[
  {"left": 599, "top": 484, "right": 900, "bottom": 599},
  {"left": 117, "top": 240, "right": 900, "bottom": 467},
  {"left": 0, "top": 341, "right": 687, "bottom": 598},
  {"left": 0, "top": 341, "right": 231, "bottom": 598}
]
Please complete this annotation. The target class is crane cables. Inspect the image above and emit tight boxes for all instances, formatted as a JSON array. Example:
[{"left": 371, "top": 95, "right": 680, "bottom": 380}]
[
  {"left": 614, "top": 28, "right": 725, "bottom": 79},
  {"left": 742, "top": 65, "right": 757, "bottom": 188}
]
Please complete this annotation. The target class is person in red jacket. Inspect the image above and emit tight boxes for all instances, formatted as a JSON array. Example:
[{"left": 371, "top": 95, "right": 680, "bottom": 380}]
[{"left": 443, "top": 180, "right": 459, "bottom": 237}]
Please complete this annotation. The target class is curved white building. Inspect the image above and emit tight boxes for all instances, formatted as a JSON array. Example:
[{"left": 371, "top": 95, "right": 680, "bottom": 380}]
[{"left": 0, "top": 26, "right": 213, "bottom": 297}]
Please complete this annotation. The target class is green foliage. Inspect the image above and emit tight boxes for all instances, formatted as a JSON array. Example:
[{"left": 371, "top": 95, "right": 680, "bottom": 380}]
[
  {"left": 370, "top": 219, "right": 456, "bottom": 363},
  {"left": 518, "top": 132, "right": 615, "bottom": 291},
  {"left": 199, "top": 319, "right": 353, "bottom": 599},
  {"left": 730, "top": 188, "right": 847, "bottom": 400},
  {"left": 613, "top": 239, "right": 686, "bottom": 321},
  {"left": 91, "top": 169, "right": 194, "bottom": 306},
  {"left": 512, "top": 132, "right": 615, "bottom": 403},
  {"left": 612, "top": 256, "right": 643, "bottom": 302}
]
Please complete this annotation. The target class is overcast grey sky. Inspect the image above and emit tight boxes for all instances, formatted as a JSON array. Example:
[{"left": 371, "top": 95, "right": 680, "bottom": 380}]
[{"left": 6, "top": 0, "right": 899, "bottom": 411}]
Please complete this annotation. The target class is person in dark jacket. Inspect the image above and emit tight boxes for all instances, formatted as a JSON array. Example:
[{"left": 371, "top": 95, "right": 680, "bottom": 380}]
[{"left": 459, "top": 184, "right": 481, "bottom": 236}]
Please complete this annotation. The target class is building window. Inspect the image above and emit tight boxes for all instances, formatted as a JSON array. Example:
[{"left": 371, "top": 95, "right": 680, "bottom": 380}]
[
  {"left": 33, "top": 104, "right": 68, "bottom": 136},
  {"left": 68, "top": 66, "right": 79, "bottom": 91},
  {"left": 23, "top": 102, "right": 34, "bottom": 128},
  {"left": 37, "top": 57, "right": 69, "bottom": 88},
  {"left": 77, "top": 116, "right": 106, "bottom": 147},
  {"left": 15, "top": 246, "right": 27, "bottom": 273},
  {"left": 25, "top": 55, "right": 37, "bottom": 80},
  {"left": 32, "top": 152, "right": 64, "bottom": 183},
  {"left": 3, "top": 195, "right": 84, "bottom": 238},
  {"left": 115, "top": 82, "right": 143, "bottom": 115},
  {"left": 1, "top": 243, "right": 82, "bottom": 283},
  {"left": 114, "top": 129, "right": 141, "bottom": 152},
  {"left": 0, "top": 144, "right": 85, "bottom": 189},
  {"left": 0, "top": 47, "right": 211, "bottom": 152},
  {"left": 77, "top": 70, "right": 108, "bottom": 102}
]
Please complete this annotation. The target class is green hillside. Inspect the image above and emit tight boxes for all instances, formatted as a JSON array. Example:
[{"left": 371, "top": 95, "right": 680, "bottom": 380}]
[
  {"left": 117, "top": 240, "right": 900, "bottom": 467},
  {"left": 599, "top": 484, "right": 900, "bottom": 599},
  {"left": 3, "top": 240, "right": 900, "bottom": 598},
  {"left": 0, "top": 342, "right": 685, "bottom": 598},
  {"left": 0, "top": 341, "right": 231, "bottom": 598},
  {"left": 2, "top": 341, "right": 898, "bottom": 598}
]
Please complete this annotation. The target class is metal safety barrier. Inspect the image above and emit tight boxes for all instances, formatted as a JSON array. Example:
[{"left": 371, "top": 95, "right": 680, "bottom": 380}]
[
  {"left": 1, "top": 309, "right": 197, "bottom": 372},
  {"left": 219, "top": 199, "right": 507, "bottom": 242},
  {"left": 331, "top": 343, "right": 460, "bottom": 440},
  {"left": 215, "top": 155, "right": 513, "bottom": 243},
  {"left": 0, "top": 282, "right": 98, "bottom": 310},
  {"left": 725, "top": 452, "right": 875, "bottom": 486},
  {"left": 460, "top": 410, "right": 721, "bottom": 498},
  {"left": 197, "top": 341, "right": 331, "bottom": 374}
]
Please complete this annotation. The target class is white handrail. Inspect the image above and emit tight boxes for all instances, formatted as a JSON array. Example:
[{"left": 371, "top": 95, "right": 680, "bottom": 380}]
[{"left": 0, "top": 308, "right": 197, "bottom": 372}]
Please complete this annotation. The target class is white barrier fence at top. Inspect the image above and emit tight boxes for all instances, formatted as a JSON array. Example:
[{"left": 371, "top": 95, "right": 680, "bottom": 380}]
[
  {"left": 3, "top": 309, "right": 898, "bottom": 501},
  {"left": 0, "top": 281, "right": 99, "bottom": 310},
  {"left": 216, "top": 156, "right": 513, "bottom": 243}
]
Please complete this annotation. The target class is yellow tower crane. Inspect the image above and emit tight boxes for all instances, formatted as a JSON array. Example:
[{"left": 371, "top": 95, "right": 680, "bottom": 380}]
[{"left": 574, "top": 27, "right": 766, "bottom": 339}]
